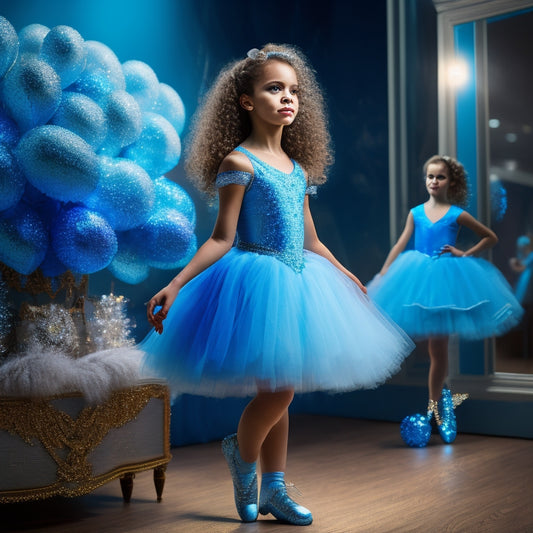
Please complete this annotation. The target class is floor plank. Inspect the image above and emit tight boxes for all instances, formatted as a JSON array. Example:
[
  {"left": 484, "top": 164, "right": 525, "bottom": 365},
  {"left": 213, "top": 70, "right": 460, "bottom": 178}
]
[{"left": 2, "top": 415, "right": 532, "bottom": 532}]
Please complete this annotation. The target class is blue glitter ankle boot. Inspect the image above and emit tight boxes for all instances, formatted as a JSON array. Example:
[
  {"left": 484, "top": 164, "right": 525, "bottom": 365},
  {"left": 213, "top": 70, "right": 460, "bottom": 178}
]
[
  {"left": 221, "top": 434, "right": 258, "bottom": 522},
  {"left": 259, "top": 472, "right": 313, "bottom": 526},
  {"left": 437, "top": 388, "right": 469, "bottom": 444}
]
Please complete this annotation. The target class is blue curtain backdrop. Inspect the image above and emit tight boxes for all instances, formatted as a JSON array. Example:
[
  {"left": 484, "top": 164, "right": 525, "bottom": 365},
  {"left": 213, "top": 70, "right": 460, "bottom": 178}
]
[{"left": 1, "top": 0, "right": 392, "bottom": 444}]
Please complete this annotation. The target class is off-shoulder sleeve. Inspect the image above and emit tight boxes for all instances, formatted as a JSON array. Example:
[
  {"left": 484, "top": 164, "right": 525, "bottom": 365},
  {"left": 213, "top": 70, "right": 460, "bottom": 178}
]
[
  {"left": 305, "top": 185, "right": 318, "bottom": 197},
  {"left": 215, "top": 170, "right": 253, "bottom": 189}
]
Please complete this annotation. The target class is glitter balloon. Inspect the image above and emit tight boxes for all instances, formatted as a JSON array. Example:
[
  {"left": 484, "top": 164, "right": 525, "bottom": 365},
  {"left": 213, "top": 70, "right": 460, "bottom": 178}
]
[
  {"left": 151, "top": 82, "right": 186, "bottom": 135},
  {"left": 0, "top": 107, "right": 20, "bottom": 147},
  {"left": 98, "top": 89, "right": 142, "bottom": 156},
  {"left": 67, "top": 64, "right": 114, "bottom": 104},
  {"left": 400, "top": 413, "right": 432, "bottom": 448},
  {"left": 121, "top": 112, "right": 181, "bottom": 177},
  {"left": 18, "top": 23, "right": 49, "bottom": 56},
  {"left": 51, "top": 205, "right": 117, "bottom": 274},
  {"left": 39, "top": 246, "right": 67, "bottom": 278},
  {"left": 85, "top": 156, "right": 154, "bottom": 230},
  {"left": 137, "top": 208, "right": 195, "bottom": 268},
  {"left": 1, "top": 54, "right": 61, "bottom": 132},
  {"left": 48, "top": 91, "right": 107, "bottom": 149},
  {"left": 40, "top": 25, "right": 86, "bottom": 89},
  {"left": 0, "top": 16, "right": 18, "bottom": 80},
  {"left": 154, "top": 176, "right": 196, "bottom": 226},
  {"left": 0, "top": 144, "right": 25, "bottom": 212},
  {"left": 16, "top": 125, "right": 100, "bottom": 202},
  {"left": 122, "top": 59, "right": 159, "bottom": 110},
  {"left": 84, "top": 40, "right": 125, "bottom": 92},
  {"left": 108, "top": 231, "right": 150, "bottom": 284},
  {"left": 0, "top": 202, "right": 48, "bottom": 275}
]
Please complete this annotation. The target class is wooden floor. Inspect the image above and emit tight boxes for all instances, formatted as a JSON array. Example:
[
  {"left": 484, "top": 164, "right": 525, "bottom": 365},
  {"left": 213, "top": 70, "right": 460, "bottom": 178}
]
[{"left": 2, "top": 414, "right": 533, "bottom": 533}]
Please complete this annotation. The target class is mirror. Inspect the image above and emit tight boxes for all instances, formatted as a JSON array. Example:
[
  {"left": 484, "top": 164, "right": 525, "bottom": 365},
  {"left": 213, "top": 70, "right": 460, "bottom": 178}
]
[{"left": 486, "top": 10, "right": 533, "bottom": 373}]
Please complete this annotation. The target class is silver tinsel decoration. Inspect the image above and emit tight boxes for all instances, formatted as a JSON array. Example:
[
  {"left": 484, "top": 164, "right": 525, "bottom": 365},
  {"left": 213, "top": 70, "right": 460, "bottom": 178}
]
[
  {"left": 86, "top": 293, "right": 135, "bottom": 351},
  {"left": 0, "top": 278, "right": 14, "bottom": 356}
]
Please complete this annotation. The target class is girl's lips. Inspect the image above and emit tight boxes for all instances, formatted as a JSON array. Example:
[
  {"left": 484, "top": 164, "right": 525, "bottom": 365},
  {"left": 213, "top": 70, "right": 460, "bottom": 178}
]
[{"left": 278, "top": 108, "right": 294, "bottom": 115}]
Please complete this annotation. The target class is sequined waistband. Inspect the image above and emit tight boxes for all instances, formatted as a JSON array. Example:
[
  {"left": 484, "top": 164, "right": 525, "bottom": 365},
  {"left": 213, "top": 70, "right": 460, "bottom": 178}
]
[{"left": 236, "top": 241, "right": 304, "bottom": 273}]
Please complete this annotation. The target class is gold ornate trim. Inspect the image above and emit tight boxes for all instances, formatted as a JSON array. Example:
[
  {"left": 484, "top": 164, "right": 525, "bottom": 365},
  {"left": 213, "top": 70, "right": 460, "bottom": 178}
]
[{"left": 0, "top": 383, "right": 171, "bottom": 503}]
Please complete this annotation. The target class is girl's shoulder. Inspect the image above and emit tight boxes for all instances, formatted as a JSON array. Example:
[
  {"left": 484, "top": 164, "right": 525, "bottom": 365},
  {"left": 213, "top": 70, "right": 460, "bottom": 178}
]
[{"left": 218, "top": 149, "right": 254, "bottom": 175}]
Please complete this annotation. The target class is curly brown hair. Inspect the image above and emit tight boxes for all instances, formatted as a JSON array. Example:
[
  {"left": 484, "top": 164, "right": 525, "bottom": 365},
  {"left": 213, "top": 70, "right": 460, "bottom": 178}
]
[
  {"left": 185, "top": 43, "right": 333, "bottom": 196},
  {"left": 423, "top": 155, "right": 469, "bottom": 207}
]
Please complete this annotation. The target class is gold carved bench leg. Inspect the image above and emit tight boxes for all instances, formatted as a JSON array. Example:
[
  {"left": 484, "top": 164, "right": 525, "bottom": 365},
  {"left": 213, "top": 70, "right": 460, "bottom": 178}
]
[
  {"left": 120, "top": 472, "right": 135, "bottom": 502},
  {"left": 154, "top": 465, "right": 167, "bottom": 502}
]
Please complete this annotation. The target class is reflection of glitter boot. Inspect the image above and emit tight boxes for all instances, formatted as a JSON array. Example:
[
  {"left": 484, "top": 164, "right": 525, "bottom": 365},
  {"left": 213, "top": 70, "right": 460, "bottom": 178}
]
[
  {"left": 259, "top": 472, "right": 313, "bottom": 526},
  {"left": 436, "top": 388, "right": 469, "bottom": 444},
  {"left": 221, "top": 434, "right": 258, "bottom": 522}
]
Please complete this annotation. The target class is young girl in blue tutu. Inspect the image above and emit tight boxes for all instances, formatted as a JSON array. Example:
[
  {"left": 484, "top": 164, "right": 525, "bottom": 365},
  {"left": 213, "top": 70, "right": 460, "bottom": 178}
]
[
  {"left": 368, "top": 155, "right": 523, "bottom": 447},
  {"left": 141, "top": 44, "right": 414, "bottom": 525}
]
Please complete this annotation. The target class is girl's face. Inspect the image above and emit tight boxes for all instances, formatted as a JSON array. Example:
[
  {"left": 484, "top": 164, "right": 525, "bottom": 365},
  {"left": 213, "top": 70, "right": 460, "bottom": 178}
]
[
  {"left": 241, "top": 59, "right": 299, "bottom": 127},
  {"left": 426, "top": 161, "right": 453, "bottom": 201}
]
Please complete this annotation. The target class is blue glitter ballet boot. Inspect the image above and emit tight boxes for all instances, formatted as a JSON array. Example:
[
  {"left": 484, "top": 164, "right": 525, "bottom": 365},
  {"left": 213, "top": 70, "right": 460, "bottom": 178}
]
[
  {"left": 259, "top": 472, "right": 313, "bottom": 526},
  {"left": 221, "top": 434, "right": 258, "bottom": 522},
  {"left": 437, "top": 388, "right": 469, "bottom": 444}
]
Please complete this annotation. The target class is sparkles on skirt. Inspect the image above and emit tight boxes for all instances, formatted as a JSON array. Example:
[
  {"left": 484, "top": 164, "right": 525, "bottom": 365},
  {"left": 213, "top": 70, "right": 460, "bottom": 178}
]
[{"left": 140, "top": 248, "right": 414, "bottom": 398}]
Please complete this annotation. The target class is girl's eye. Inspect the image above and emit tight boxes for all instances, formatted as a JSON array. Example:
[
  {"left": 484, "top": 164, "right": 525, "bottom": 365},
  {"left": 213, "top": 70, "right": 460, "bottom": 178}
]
[{"left": 268, "top": 85, "right": 281, "bottom": 92}]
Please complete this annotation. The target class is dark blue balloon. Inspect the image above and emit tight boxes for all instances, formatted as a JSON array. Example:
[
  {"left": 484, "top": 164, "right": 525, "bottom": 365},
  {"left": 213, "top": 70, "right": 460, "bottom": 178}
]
[
  {"left": 0, "top": 16, "right": 18, "bottom": 80},
  {"left": 39, "top": 246, "right": 67, "bottom": 277},
  {"left": 0, "top": 107, "right": 20, "bottom": 147},
  {"left": 51, "top": 205, "right": 117, "bottom": 274},
  {"left": 0, "top": 144, "right": 25, "bottom": 211},
  {"left": 48, "top": 91, "right": 107, "bottom": 149},
  {"left": 1, "top": 54, "right": 62, "bottom": 131},
  {"left": 40, "top": 25, "right": 86, "bottom": 89},
  {"left": 137, "top": 208, "right": 195, "bottom": 268},
  {"left": 16, "top": 125, "right": 100, "bottom": 202},
  {"left": 0, "top": 202, "right": 48, "bottom": 274}
]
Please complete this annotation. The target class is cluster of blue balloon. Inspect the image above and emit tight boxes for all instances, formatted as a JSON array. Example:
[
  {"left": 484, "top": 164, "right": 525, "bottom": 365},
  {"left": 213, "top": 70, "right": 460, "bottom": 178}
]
[{"left": 0, "top": 17, "right": 196, "bottom": 284}]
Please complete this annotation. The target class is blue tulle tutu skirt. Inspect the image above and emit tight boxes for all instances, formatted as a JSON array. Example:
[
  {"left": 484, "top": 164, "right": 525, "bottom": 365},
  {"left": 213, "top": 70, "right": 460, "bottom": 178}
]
[
  {"left": 140, "top": 248, "right": 414, "bottom": 398},
  {"left": 367, "top": 251, "right": 524, "bottom": 340}
]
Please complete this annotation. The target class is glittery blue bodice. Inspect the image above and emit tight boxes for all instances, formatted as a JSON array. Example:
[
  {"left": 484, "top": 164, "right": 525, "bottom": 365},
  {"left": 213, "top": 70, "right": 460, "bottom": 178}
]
[
  {"left": 215, "top": 146, "right": 311, "bottom": 272},
  {"left": 411, "top": 204, "right": 463, "bottom": 257}
]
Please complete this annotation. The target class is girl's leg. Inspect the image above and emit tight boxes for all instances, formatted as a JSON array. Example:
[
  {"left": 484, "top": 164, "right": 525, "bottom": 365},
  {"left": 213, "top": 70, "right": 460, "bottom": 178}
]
[
  {"left": 259, "top": 409, "right": 289, "bottom": 473},
  {"left": 236, "top": 389, "right": 294, "bottom": 463},
  {"left": 428, "top": 336, "right": 449, "bottom": 400}
]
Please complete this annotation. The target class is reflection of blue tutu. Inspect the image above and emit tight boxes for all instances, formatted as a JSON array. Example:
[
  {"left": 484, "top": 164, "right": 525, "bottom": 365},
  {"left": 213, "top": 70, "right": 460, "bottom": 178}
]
[
  {"left": 367, "top": 250, "right": 524, "bottom": 340},
  {"left": 140, "top": 248, "right": 414, "bottom": 398}
]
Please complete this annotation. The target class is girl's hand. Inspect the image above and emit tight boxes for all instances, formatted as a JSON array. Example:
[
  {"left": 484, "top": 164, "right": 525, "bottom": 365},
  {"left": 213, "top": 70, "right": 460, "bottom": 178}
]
[
  {"left": 349, "top": 272, "right": 367, "bottom": 294},
  {"left": 440, "top": 244, "right": 464, "bottom": 257},
  {"left": 146, "top": 285, "right": 179, "bottom": 334}
]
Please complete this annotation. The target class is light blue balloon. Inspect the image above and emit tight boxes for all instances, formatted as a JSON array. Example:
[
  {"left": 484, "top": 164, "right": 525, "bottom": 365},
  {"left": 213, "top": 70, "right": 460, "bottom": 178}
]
[
  {"left": 67, "top": 64, "right": 114, "bottom": 104},
  {"left": 153, "top": 176, "right": 196, "bottom": 226},
  {"left": 16, "top": 125, "right": 100, "bottom": 202},
  {"left": 1, "top": 54, "right": 61, "bottom": 132},
  {"left": 137, "top": 207, "right": 195, "bottom": 268},
  {"left": 0, "top": 202, "right": 48, "bottom": 275},
  {"left": 85, "top": 156, "right": 154, "bottom": 230},
  {"left": 40, "top": 25, "right": 86, "bottom": 89},
  {"left": 51, "top": 205, "right": 117, "bottom": 274},
  {"left": 0, "top": 144, "right": 25, "bottom": 212},
  {"left": 18, "top": 23, "right": 49, "bottom": 56},
  {"left": 0, "top": 107, "right": 20, "bottom": 148},
  {"left": 49, "top": 91, "right": 107, "bottom": 149},
  {"left": 0, "top": 16, "right": 18, "bottom": 80},
  {"left": 121, "top": 112, "right": 181, "bottom": 177},
  {"left": 151, "top": 83, "right": 186, "bottom": 135},
  {"left": 84, "top": 40, "right": 125, "bottom": 92},
  {"left": 98, "top": 89, "right": 142, "bottom": 156},
  {"left": 108, "top": 231, "right": 150, "bottom": 284},
  {"left": 122, "top": 59, "right": 159, "bottom": 110}
]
